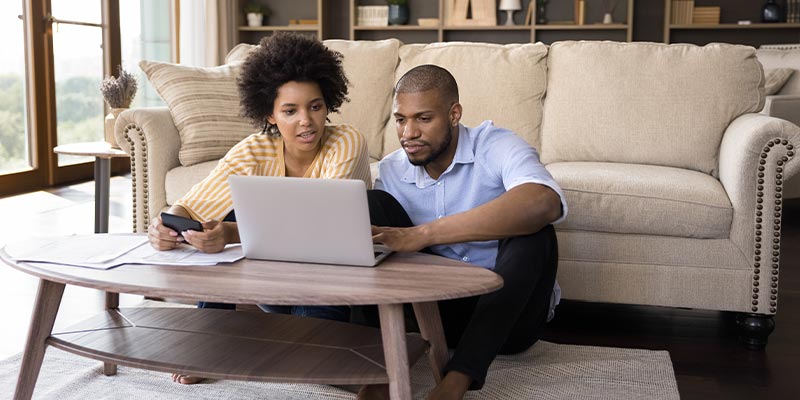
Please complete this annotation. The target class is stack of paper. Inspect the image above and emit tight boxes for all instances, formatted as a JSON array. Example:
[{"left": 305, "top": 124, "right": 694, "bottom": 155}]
[{"left": 4, "top": 234, "right": 243, "bottom": 270}]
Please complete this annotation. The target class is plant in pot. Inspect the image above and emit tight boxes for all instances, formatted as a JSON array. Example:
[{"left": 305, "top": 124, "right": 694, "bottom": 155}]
[
  {"left": 100, "top": 66, "right": 137, "bottom": 148},
  {"left": 387, "top": 0, "right": 409, "bottom": 25},
  {"left": 244, "top": 3, "right": 270, "bottom": 27}
]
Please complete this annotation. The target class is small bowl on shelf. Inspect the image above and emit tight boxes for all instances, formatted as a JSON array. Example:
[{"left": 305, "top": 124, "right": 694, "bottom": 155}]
[{"left": 418, "top": 18, "right": 440, "bottom": 27}]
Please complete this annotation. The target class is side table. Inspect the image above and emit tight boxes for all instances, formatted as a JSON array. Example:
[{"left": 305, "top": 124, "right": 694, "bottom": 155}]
[{"left": 53, "top": 142, "right": 129, "bottom": 234}]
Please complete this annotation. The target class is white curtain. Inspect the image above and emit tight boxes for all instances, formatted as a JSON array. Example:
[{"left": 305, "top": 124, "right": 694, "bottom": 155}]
[{"left": 179, "top": 0, "right": 236, "bottom": 66}]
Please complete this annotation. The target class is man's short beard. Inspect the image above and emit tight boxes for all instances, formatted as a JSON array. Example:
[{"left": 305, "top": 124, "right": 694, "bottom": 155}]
[{"left": 408, "top": 125, "right": 454, "bottom": 166}]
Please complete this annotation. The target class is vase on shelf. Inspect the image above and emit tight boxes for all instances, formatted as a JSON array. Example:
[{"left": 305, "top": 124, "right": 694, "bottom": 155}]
[
  {"left": 104, "top": 108, "right": 126, "bottom": 149},
  {"left": 537, "top": 0, "right": 548, "bottom": 25},
  {"left": 246, "top": 12, "right": 263, "bottom": 27},
  {"left": 762, "top": 0, "right": 781, "bottom": 23},
  {"left": 388, "top": 4, "right": 409, "bottom": 25},
  {"left": 603, "top": 13, "right": 613, "bottom": 24}
]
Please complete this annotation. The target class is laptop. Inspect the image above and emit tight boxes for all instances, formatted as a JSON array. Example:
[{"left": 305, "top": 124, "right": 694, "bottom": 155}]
[{"left": 227, "top": 175, "right": 392, "bottom": 267}]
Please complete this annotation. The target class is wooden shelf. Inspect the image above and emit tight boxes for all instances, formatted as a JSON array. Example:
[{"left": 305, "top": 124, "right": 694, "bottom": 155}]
[
  {"left": 354, "top": 25, "right": 439, "bottom": 31},
  {"left": 442, "top": 25, "right": 532, "bottom": 31},
  {"left": 239, "top": 25, "right": 320, "bottom": 31},
  {"left": 535, "top": 24, "right": 628, "bottom": 30},
  {"left": 669, "top": 22, "right": 800, "bottom": 30}
]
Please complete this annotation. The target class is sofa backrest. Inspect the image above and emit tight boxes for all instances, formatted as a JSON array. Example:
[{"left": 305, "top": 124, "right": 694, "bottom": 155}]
[
  {"left": 757, "top": 44, "right": 800, "bottom": 96},
  {"left": 381, "top": 42, "right": 548, "bottom": 156},
  {"left": 539, "top": 41, "right": 765, "bottom": 176}
]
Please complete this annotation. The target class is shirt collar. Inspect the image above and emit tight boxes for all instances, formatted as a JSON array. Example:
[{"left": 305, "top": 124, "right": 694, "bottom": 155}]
[{"left": 401, "top": 124, "right": 476, "bottom": 187}]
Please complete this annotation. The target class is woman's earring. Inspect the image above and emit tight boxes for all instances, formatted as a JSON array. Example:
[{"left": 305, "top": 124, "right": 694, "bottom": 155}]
[{"left": 268, "top": 124, "right": 280, "bottom": 136}]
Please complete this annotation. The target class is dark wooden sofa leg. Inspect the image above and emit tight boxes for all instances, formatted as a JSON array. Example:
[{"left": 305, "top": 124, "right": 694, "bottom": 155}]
[{"left": 737, "top": 313, "right": 775, "bottom": 350}]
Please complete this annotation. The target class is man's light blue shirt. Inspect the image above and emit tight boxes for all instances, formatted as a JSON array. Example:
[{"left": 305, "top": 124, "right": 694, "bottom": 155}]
[{"left": 375, "top": 120, "right": 568, "bottom": 269}]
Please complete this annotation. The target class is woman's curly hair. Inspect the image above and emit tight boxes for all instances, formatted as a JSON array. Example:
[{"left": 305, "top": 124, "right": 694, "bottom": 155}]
[{"left": 238, "top": 33, "right": 349, "bottom": 135}]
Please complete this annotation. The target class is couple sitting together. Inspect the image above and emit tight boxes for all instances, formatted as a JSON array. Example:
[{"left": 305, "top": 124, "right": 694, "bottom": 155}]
[{"left": 148, "top": 33, "right": 567, "bottom": 400}]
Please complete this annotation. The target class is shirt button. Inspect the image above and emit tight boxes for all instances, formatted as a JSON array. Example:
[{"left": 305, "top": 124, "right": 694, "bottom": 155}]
[
  {"left": 437, "top": 214, "right": 443, "bottom": 219},
  {"left": 436, "top": 181, "right": 442, "bottom": 186},
  {"left": 462, "top": 256, "right": 469, "bottom": 262}
]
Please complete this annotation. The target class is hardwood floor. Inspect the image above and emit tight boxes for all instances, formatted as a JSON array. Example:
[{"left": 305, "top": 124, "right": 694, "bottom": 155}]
[{"left": 0, "top": 176, "right": 798, "bottom": 398}]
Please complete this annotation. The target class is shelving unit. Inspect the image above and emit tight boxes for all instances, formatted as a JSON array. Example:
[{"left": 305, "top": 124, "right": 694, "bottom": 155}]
[
  {"left": 235, "top": 0, "right": 326, "bottom": 44},
  {"left": 663, "top": 0, "right": 800, "bottom": 44},
  {"left": 349, "top": 0, "right": 635, "bottom": 44}
]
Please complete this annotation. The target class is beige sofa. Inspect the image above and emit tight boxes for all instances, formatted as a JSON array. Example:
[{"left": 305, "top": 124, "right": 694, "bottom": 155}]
[{"left": 116, "top": 40, "right": 800, "bottom": 348}]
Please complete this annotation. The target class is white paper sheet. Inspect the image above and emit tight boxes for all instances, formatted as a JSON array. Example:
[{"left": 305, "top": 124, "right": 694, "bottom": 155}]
[{"left": 4, "top": 234, "right": 244, "bottom": 270}]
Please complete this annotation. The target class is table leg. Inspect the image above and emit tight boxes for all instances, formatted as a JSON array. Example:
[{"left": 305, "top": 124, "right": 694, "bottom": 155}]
[
  {"left": 14, "top": 279, "right": 65, "bottom": 400},
  {"left": 94, "top": 157, "right": 111, "bottom": 234},
  {"left": 103, "top": 291, "right": 119, "bottom": 376},
  {"left": 412, "top": 302, "right": 449, "bottom": 383},
  {"left": 378, "top": 303, "right": 412, "bottom": 400}
]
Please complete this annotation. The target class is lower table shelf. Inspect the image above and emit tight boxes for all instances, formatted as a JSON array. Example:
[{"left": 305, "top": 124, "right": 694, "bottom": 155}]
[{"left": 47, "top": 307, "right": 429, "bottom": 385}]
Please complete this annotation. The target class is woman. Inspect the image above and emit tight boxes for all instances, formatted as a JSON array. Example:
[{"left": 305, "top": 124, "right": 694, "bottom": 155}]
[{"left": 146, "top": 33, "right": 371, "bottom": 384}]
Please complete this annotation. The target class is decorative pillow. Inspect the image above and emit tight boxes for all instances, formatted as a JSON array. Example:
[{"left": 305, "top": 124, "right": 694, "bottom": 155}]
[
  {"left": 756, "top": 47, "right": 800, "bottom": 95},
  {"left": 765, "top": 68, "right": 795, "bottom": 95},
  {"left": 139, "top": 60, "right": 254, "bottom": 166}
]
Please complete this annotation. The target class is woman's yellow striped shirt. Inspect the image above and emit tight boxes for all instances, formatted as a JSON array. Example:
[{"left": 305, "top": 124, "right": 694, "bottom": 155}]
[{"left": 175, "top": 124, "right": 372, "bottom": 222}]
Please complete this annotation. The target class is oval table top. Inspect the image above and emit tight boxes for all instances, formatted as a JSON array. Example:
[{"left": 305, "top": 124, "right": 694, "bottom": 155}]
[
  {"left": 1, "top": 245, "right": 503, "bottom": 306},
  {"left": 53, "top": 141, "right": 129, "bottom": 158}
]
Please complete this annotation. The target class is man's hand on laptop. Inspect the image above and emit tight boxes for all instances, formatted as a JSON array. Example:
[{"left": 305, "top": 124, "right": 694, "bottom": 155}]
[
  {"left": 371, "top": 225, "right": 429, "bottom": 253},
  {"left": 182, "top": 220, "right": 229, "bottom": 254}
]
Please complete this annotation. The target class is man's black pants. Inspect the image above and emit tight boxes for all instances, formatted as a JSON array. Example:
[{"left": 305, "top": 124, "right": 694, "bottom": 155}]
[{"left": 358, "top": 190, "right": 559, "bottom": 390}]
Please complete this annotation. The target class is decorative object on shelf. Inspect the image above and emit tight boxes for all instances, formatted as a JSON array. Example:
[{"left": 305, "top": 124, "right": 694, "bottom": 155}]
[
  {"left": 289, "top": 19, "right": 318, "bottom": 26},
  {"left": 535, "top": 0, "right": 547, "bottom": 25},
  {"left": 447, "top": 0, "right": 496, "bottom": 26},
  {"left": 762, "top": 0, "right": 782, "bottom": 23},
  {"left": 692, "top": 6, "right": 720, "bottom": 24},
  {"left": 602, "top": 0, "right": 617, "bottom": 24},
  {"left": 100, "top": 66, "right": 137, "bottom": 149},
  {"left": 574, "top": 0, "right": 586, "bottom": 25},
  {"left": 244, "top": 2, "right": 270, "bottom": 27},
  {"left": 499, "top": 0, "right": 522, "bottom": 26},
  {"left": 357, "top": 5, "right": 389, "bottom": 26},
  {"left": 388, "top": 0, "right": 410, "bottom": 25},
  {"left": 418, "top": 17, "right": 440, "bottom": 27}
]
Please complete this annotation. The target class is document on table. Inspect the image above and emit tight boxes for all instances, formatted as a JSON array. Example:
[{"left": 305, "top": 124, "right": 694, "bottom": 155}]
[{"left": 3, "top": 233, "right": 243, "bottom": 269}]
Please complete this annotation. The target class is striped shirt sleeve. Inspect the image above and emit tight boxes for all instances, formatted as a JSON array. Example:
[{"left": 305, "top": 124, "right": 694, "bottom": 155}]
[
  {"left": 174, "top": 134, "right": 276, "bottom": 221},
  {"left": 320, "top": 125, "right": 373, "bottom": 189}
]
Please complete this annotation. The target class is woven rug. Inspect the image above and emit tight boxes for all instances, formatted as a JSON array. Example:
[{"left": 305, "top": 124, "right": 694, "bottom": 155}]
[{"left": 0, "top": 338, "right": 678, "bottom": 400}]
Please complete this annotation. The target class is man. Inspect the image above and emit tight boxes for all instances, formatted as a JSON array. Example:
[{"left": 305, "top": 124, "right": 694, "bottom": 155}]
[{"left": 359, "top": 64, "right": 567, "bottom": 400}]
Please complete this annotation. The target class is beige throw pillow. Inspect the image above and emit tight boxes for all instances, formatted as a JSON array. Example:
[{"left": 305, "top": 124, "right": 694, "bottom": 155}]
[
  {"left": 765, "top": 68, "right": 795, "bottom": 95},
  {"left": 139, "top": 60, "right": 254, "bottom": 166}
]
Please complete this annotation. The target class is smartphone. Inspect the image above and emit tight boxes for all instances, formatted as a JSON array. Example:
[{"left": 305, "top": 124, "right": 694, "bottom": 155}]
[{"left": 160, "top": 212, "right": 203, "bottom": 235}]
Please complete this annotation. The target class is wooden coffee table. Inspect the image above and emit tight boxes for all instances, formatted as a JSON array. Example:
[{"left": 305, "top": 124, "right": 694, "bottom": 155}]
[{"left": 1, "top": 239, "right": 502, "bottom": 400}]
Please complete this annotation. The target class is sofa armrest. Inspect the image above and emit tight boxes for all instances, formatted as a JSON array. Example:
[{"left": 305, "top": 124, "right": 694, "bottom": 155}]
[
  {"left": 719, "top": 114, "right": 800, "bottom": 304},
  {"left": 762, "top": 95, "right": 800, "bottom": 127},
  {"left": 114, "top": 107, "right": 181, "bottom": 233}
]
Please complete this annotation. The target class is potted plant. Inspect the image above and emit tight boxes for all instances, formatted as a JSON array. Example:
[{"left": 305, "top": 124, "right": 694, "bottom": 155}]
[
  {"left": 100, "top": 66, "right": 137, "bottom": 148},
  {"left": 244, "top": 3, "right": 270, "bottom": 27},
  {"left": 387, "top": 0, "right": 409, "bottom": 25}
]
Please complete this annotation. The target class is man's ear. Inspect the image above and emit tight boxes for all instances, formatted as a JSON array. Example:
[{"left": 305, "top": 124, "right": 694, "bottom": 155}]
[{"left": 450, "top": 103, "right": 463, "bottom": 127}]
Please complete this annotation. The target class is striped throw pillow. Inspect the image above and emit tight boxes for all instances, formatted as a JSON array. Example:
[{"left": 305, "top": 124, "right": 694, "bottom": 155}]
[{"left": 139, "top": 60, "right": 255, "bottom": 166}]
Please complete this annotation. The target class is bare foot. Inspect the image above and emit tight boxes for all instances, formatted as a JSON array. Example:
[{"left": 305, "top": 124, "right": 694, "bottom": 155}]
[
  {"left": 171, "top": 373, "right": 204, "bottom": 384},
  {"left": 357, "top": 384, "right": 390, "bottom": 400},
  {"left": 427, "top": 371, "right": 472, "bottom": 400}
]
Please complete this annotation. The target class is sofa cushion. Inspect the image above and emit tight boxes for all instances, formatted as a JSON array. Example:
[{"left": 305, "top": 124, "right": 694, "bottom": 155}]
[
  {"left": 165, "top": 160, "right": 218, "bottom": 205},
  {"left": 757, "top": 46, "right": 800, "bottom": 95},
  {"left": 223, "top": 40, "right": 400, "bottom": 162},
  {"left": 140, "top": 60, "right": 254, "bottom": 167},
  {"left": 323, "top": 39, "right": 401, "bottom": 162},
  {"left": 541, "top": 41, "right": 765, "bottom": 176},
  {"left": 546, "top": 162, "right": 733, "bottom": 239},
  {"left": 383, "top": 42, "right": 549, "bottom": 156},
  {"left": 764, "top": 68, "right": 795, "bottom": 95}
]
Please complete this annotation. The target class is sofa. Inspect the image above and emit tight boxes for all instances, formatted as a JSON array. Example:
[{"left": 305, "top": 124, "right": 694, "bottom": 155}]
[
  {"left": 756, "top": 44, "right": 800, "bottom": 198},
  {"left": 116, "top": 40, "right": 800, "bottom": 348}
]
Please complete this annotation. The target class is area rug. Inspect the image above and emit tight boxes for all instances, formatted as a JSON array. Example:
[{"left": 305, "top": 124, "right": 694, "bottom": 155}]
[{"left": 0, "top": 338, "right": 678, "bottom": 400}]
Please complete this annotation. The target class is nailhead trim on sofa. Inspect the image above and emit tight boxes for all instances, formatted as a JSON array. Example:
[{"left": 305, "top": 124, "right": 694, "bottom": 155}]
[{"left": 752, "top": 138, "right": 794, "bottom": 314}]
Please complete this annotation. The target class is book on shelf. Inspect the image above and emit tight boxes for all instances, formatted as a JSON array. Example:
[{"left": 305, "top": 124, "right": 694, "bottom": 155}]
[
  {"left": 574, "top": 0, "right": 585, "bottom": 25},
  {"left": 289, "top": 19, "right": 318, "bottom": 26},
  {"left": 692, "top": 6, "right": 720, "bottom": 24},
  {"left": 670, "top": 0, "right": 694, "bottom": 25},
  {"left": 790, "top": 0, "right": 800, "bottom": 23}
]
